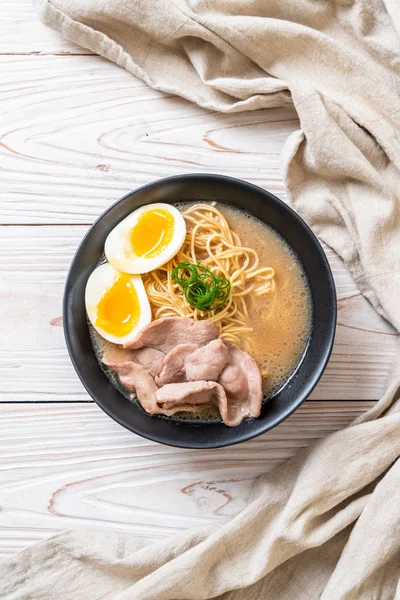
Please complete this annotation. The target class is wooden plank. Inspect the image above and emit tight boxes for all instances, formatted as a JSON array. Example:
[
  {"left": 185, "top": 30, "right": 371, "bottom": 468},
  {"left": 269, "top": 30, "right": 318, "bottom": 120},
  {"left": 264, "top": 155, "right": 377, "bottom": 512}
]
[
  {"left": 0, "top": 226, "right": 397, "bottom": 402},
  {"left": 0, "top": 400, "right": 374, "bottom": 558},
  {"left": 0, "top": 0, "right": 91, "bottom": 55},
  {"left": 0, "top": 54, "right": 298, "bottom": 224}
]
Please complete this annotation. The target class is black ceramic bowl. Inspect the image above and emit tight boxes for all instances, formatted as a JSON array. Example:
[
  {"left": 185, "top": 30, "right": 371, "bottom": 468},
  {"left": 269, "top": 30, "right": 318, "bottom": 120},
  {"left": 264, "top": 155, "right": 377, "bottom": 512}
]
[{"left": 64, "top": 174, "right": 336, "bottom": 449}]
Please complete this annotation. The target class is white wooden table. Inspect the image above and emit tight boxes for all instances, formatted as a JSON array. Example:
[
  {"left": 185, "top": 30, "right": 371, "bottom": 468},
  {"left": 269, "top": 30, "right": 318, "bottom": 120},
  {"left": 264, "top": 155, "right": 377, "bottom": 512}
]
[{"left": 0, "top": 1, "right": 398, "bottom": 559}]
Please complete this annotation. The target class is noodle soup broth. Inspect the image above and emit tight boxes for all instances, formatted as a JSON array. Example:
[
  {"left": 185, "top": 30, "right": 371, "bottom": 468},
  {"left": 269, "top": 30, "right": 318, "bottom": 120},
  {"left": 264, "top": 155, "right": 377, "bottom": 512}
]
[
  {"left": 92, "top": 202, "right": 311, "bottom": 406},
  {"left": 219, "top": 204, "right": 311, "bottom": 396}
]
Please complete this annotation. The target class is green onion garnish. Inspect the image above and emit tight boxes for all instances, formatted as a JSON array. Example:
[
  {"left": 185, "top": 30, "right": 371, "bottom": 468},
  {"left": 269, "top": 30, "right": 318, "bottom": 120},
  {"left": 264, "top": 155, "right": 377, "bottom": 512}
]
[{"left": 172, "top": 262, "right": 231, "bottom": 311}]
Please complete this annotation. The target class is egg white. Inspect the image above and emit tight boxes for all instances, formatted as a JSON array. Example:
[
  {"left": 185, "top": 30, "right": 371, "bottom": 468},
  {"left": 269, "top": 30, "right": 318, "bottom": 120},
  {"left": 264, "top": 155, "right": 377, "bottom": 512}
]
[
  {"left": 85, "top": 262, "right": 151, "bottom": 344},
  {"left": 104, "top": 203, "right": 186, "bottom": 274}
]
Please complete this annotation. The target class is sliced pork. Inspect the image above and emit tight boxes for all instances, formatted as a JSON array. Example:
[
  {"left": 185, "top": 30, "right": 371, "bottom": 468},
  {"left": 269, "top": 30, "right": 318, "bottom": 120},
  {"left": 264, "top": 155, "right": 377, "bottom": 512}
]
[
  {"left": 156, "top": 380, "right": 225, "bottom": 407},
  {"left": 160, "top": 404, "right": 206, "bottom": 417},
  {"left": 156, "top": 380, "right": 229, "bottom": 421},
  {"left": 185, "top": 339, "right": 229, "bottom": 381},
  {"left": 128, "top": 347, "right": 165, "bottom": 379},
  {"left": 156, "top": 378, "right": 255, "bottom": 427},
  {"left": 219, "top": 343, "right": 262, "bottom": 421},
  {"left": 106, "top": 317, "right": 263, "bottom": 427},
  {"left": 103, "top": 360, "right": 161, "bottom": 415},
  {"left": 123, "top": 316, "right": 219, "bottom": 353},
  {"left": 156, "top": 339, "right": 229, "bottom": 386},
  {"left": 155, "top": 343, "right": 199, "bottom": 386}
]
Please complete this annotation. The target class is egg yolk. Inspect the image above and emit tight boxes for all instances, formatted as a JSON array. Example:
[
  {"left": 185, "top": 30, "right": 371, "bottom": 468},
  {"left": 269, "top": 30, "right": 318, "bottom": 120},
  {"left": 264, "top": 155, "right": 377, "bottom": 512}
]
[
  {"left": 95, "top": 274, "right": 140, "bottom": 337},
  {"left": 129, "top": 209, "right": 174, "bottom": 259}
]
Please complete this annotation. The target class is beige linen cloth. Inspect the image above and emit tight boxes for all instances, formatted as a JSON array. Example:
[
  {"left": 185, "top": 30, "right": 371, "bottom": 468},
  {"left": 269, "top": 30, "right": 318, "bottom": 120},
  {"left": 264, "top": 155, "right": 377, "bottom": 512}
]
[{"left": 2, "top": 0, "right": 400, "bottom": 598}]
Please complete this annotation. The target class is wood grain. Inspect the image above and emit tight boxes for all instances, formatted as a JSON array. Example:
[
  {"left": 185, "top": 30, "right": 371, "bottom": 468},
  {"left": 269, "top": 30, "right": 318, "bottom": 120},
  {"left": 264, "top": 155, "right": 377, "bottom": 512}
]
[
  {"left": 0, "top": 55, "right": 297, "bottom": 224},
  {"left": 0, "top": 401, "right": 374, "bottom": 557},
  {"left": 1, "top": 1, "right": 91, "bottom": 55},
  {"left": 0, "top": 226, "right": 397, "bottom": 402}
]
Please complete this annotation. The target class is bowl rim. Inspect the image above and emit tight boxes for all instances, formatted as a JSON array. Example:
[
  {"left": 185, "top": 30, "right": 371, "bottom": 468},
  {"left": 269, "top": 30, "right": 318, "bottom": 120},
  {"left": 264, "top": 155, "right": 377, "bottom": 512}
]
[{"left": 63, "top": 173, "right": 337, "bottom": 448}]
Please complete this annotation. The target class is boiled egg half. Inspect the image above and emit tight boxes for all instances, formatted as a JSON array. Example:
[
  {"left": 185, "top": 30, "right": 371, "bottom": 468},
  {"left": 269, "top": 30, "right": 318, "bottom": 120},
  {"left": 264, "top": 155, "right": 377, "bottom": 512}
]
[
  {"left": 85, "top": 262, "right": 151, "bottom": 344},
  {"left": 104, "top": 203, "right": 186, "bottom": 274}
]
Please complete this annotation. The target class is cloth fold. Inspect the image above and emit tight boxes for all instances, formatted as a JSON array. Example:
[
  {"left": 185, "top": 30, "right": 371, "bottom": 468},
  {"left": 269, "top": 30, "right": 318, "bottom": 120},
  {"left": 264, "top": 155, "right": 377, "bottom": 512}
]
[{"left": 2, "top": 0, "right": 400, "bottom": 598}]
